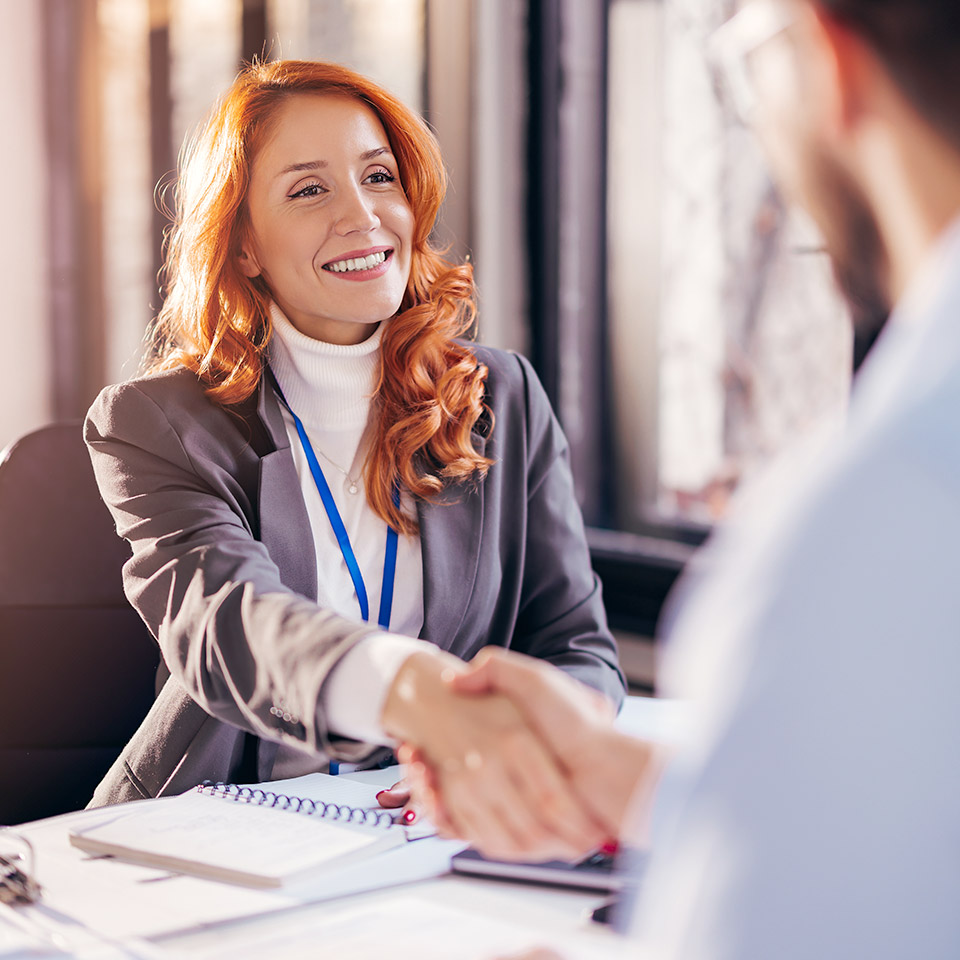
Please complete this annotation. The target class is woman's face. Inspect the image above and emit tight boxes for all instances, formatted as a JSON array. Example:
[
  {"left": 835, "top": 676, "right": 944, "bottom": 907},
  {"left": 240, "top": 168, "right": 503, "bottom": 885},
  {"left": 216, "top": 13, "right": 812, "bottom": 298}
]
[{"left": 240, "top": 93, "right": 415, "bottom": 344}]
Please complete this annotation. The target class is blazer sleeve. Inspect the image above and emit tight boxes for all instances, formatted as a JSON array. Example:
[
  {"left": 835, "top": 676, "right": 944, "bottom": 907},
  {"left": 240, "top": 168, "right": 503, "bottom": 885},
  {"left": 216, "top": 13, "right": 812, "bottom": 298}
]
[
  {"left": 84, "top": 379, "right": 383, "bottom": 760},
  {"left": 510, "top": 353, "right": 627, "bottom": 708}
]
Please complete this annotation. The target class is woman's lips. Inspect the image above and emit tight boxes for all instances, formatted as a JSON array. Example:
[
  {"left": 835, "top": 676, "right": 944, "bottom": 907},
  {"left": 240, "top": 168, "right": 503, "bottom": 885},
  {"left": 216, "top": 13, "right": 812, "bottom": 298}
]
[{"left": 322, "top": 247, "right": 393, "bottom": 280}]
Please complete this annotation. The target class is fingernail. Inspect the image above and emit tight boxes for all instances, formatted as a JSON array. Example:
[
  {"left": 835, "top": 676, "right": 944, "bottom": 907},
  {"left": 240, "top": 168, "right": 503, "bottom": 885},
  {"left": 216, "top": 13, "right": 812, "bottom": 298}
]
[
  {"left": 403, "top": 809, "right": 417, "bottom": 824},
  {"left": 600, "top": 839, "right": 619, "bottom": 856},
  {"left": 375, "top": 790, "right": 387, "bottom": 801}
]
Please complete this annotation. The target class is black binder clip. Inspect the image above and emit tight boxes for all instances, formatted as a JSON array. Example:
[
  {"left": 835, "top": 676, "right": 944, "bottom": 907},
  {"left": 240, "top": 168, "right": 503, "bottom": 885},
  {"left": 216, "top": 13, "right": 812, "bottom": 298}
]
[{"left": 0, "top": 832, "right": 42, "bottom": 906}]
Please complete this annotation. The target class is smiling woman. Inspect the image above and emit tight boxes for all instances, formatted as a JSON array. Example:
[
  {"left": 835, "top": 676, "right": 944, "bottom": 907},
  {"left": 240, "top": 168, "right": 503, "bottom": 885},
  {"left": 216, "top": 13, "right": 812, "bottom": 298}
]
[
  {"left": 147, "top": 61, "right": 491, "bottom": 536},
  {"left": 83, "top": 60, "right": 624, "bottom": 847}
]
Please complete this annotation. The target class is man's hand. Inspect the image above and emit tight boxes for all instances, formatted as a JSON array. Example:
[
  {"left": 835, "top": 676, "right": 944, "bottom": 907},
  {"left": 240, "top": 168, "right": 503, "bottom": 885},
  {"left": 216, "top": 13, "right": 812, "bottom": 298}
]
[
  {"left": 449, "top": 648, "right": 655, "bottom": 839},
  {"left": 381, "top": 650, "right": 610, "bottom": 861}
]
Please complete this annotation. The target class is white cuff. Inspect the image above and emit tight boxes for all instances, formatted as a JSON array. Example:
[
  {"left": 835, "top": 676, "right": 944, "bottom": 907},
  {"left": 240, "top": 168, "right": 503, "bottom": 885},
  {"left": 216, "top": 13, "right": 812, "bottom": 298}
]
[{"left": 321, "top": 634, "right": 437, "bottom": 744}]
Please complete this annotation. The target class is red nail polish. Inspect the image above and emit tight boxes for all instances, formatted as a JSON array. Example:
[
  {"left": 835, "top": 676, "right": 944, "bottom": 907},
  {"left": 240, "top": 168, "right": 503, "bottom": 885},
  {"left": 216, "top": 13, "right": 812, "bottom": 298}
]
[
  {"left": 375, "top": 790, "right": 386, "bottom": 801},
  {"left": 403, "top": 809, "right": 417, "bottom": 824},
  {"left": 600, "top": 839, "right": 619, "bottom": 856}
]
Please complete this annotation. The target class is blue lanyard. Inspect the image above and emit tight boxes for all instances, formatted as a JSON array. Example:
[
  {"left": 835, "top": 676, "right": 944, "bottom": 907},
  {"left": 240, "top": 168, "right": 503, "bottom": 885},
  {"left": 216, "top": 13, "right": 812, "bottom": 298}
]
[{"left": 267, "top": 371, "right": 398, "bottom": 630}]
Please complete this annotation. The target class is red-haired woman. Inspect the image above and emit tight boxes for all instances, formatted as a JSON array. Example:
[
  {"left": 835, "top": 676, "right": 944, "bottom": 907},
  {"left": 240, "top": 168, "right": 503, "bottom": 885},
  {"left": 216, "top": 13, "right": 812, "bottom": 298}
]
[{"left": 86, "top": 60, "right": 623, "bottom": 856}]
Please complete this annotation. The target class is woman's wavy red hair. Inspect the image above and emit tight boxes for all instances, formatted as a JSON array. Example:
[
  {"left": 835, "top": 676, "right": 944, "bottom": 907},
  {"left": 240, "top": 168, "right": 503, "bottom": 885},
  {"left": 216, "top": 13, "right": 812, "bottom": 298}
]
[{"left": 148, "top": 59, "right": 493, "bottom": 533}]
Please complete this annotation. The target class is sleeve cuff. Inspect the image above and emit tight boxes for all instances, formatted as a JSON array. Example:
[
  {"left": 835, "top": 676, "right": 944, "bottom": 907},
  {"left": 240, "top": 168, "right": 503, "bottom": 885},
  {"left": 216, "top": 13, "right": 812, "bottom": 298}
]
[{"left": 320, "top": 634, "right": 438, "bottom": 744}]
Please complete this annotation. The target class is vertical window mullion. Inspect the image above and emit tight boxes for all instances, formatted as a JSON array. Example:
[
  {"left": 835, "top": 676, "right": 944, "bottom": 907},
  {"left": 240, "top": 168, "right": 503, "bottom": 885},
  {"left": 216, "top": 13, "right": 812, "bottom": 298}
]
[{"left": 528, "top": 0, "right": 611, "bottom": 523}]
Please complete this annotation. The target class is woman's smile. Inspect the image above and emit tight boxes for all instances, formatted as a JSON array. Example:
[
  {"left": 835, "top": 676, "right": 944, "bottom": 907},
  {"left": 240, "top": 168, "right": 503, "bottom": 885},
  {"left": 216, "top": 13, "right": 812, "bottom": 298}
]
[{"left": 322, "top": 246, "right": 394, "bottom": 279}]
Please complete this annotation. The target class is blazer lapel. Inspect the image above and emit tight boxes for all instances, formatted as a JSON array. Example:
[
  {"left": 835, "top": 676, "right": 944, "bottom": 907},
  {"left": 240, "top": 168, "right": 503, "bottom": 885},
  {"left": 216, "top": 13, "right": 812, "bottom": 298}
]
[
  {"left": 418, "top": 431, "right": 488, "bottom": 645},
  {"left": 253, "top": 376, "right": 489, "bottom": 643},
  {"left": 255, "top": 380, "right": 318, "bottom": 601}
]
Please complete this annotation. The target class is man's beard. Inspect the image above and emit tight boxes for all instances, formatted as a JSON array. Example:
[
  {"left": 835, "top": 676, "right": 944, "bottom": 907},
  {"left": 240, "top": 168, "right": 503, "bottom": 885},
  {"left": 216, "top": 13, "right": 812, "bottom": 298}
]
[{"left": 808, "top": 146, "right": 892, "bottom": 370}]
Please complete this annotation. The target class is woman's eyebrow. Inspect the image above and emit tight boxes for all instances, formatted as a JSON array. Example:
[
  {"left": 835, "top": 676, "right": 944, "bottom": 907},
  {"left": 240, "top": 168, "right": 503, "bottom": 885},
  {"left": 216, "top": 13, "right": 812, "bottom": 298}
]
[
  {"left": 360, "top": 146, "right": 392, "bottom": 161},
  {"left": 276, "top": 147, "right": 393, "bottom": 178}
]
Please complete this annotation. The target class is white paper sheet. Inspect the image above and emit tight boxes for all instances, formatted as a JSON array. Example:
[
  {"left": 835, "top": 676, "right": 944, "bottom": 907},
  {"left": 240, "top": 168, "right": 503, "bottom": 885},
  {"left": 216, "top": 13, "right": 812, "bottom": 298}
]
[
  {"left": 184, "top": 896, "right": 633, "bottom": 960},
  {"left": 70, "top": 792, "right": 398, "bottom": 885}
]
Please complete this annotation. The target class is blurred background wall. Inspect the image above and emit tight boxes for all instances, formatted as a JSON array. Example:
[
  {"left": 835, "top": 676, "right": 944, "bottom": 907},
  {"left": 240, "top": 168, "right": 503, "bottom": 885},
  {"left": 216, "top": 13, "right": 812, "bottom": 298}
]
[{"left": 1, "top": 0, "right": 50, "bottom": 443}]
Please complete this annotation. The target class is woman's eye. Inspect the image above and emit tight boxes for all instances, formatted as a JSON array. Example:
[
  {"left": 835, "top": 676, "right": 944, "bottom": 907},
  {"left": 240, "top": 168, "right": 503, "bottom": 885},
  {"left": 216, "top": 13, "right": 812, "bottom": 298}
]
[
  {"left": 289, "top": 183, "right": 325, "bottom": 199},
  {"left": 366, "top": 170, "right": 396, "bottom": 185}
]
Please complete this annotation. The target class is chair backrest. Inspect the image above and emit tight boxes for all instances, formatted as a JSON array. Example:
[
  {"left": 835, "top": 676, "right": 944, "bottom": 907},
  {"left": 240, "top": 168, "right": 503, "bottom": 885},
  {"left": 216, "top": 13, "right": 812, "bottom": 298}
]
[{"left": 0, "top": 422, "right": 159, "bottom": 824}]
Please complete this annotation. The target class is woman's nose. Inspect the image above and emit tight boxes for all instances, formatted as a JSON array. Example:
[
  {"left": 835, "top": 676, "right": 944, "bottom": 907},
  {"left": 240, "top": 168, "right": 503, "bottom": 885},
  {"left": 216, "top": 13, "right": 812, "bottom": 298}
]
[{"left": 334, "top": 187, "right": 380, "bottom": 235}]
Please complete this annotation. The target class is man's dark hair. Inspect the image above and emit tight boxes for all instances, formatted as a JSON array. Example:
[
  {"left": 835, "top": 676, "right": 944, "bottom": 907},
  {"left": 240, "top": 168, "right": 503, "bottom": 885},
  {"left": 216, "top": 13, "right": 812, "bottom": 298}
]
[{"left": 820, "top": 1, "right": 960, "bottom": 149}]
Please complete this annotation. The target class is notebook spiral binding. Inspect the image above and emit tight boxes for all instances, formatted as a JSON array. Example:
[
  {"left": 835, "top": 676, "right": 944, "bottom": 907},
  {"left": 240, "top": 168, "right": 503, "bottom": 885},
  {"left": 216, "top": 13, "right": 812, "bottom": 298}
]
[{"left": 197, "top": 781, "right": 396, "bottom": 829}]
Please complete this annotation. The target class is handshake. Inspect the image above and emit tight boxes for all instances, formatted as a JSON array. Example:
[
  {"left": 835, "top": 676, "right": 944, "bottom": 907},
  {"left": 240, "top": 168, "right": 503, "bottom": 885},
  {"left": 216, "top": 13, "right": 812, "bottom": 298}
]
[{"left": 377, "top": 648, "right": 656, "bottom": 863}]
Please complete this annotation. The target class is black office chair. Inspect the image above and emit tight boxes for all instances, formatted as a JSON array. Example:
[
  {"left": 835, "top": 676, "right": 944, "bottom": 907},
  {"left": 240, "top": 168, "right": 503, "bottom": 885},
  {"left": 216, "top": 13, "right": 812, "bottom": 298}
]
[{"left": 0, "top": 422, "right": 159, "bottom": 824}]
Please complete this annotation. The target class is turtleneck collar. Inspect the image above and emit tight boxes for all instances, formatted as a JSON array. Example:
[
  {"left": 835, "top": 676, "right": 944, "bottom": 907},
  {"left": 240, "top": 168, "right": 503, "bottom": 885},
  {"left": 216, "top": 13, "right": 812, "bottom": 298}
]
[{"left": 266, "top": 302, "right": 383, "bottom": 431}]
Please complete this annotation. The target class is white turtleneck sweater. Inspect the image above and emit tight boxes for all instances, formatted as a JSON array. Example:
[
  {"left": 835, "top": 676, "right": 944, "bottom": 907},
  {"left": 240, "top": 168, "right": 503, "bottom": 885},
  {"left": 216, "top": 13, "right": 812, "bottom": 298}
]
[{"left": 267, "top": 304, "right": 432, "bottom": 775}]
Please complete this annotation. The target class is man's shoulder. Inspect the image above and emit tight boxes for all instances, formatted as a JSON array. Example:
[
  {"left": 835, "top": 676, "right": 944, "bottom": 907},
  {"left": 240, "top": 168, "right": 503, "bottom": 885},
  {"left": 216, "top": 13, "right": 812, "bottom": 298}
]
[{"left": 846, "top": 340, "right": 960, "bottom": 500}]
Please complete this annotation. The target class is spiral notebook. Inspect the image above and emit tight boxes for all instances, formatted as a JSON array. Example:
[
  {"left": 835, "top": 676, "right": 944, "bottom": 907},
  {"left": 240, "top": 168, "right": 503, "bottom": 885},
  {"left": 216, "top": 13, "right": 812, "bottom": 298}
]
[{"left": 69, "top": 774, "right": 430, "bottom": 889}]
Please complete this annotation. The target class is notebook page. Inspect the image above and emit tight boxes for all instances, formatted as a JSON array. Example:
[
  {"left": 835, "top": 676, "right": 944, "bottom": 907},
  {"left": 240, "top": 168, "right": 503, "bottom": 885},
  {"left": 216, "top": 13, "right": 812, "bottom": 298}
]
[
  {"left": 70, "top": 791, "right": 396, "bottom": 884},
  {"left": 17, "top": 808, "right": 458, "bottom": 940},
  {"left": 259, "top": 772, "right": 389, "bottom": 808}
]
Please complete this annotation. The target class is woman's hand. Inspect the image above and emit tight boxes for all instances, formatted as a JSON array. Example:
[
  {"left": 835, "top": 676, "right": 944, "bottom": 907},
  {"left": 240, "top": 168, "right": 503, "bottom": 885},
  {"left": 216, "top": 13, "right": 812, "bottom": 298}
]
[
  {"left": 450, "top": 648, "right": 656, "bottom": 839},
  {"left": 381, "top": 651, "right": 610, "bottom": 861},
  {"left": 375, "top": 779, "right": 422, "bottom": 826}
]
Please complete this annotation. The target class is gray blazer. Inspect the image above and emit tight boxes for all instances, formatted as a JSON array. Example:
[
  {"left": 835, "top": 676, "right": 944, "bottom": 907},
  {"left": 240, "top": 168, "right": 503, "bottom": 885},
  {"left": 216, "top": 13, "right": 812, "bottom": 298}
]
[{"left": 84, "top": 346, "right": 625, "bottom": 806}]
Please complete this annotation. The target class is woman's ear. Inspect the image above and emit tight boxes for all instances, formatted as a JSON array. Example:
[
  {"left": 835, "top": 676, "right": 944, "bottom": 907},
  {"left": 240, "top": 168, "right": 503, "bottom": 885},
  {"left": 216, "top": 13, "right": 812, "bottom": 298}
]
[{"left": 237, "top": 245, "right": 262, "bottom": 278}]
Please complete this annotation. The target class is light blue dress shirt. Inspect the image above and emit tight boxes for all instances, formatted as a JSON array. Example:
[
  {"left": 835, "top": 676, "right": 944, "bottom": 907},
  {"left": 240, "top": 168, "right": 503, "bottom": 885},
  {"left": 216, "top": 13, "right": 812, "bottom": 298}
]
[{"left": 632, "top": 218, "right": 960, "bottom": 958}]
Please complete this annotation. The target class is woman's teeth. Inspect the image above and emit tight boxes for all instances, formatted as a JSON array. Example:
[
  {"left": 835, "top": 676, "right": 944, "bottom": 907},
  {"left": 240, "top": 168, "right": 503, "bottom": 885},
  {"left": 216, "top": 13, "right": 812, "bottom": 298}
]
[{"left": 325, "top": 251, "right": 388, "bottom": 273}]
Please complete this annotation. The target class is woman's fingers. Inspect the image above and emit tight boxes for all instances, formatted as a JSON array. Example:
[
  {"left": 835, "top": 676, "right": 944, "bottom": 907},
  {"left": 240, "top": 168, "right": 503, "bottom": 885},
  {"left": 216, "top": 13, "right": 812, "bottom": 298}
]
[
  {"left": 374, "top": 777, "right": 427, "bottom": 825},
  {"left": 403, "top": 754, "right": 457, "bottom": 835},
  {"left": 375, "top": 778, "right": 410, "bottom": 809},
  {"left": 438, "top": 768, "right": 569, "bottom": 862},
  {"left": 439, "top": 778, "right": 533, "bottom": 859}
]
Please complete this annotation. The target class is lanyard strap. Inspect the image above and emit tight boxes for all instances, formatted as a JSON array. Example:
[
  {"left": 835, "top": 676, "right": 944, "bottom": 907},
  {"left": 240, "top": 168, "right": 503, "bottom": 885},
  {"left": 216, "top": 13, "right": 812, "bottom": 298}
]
[{"left": 267, "top": 370, "right": 398, "bottom": 629}]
